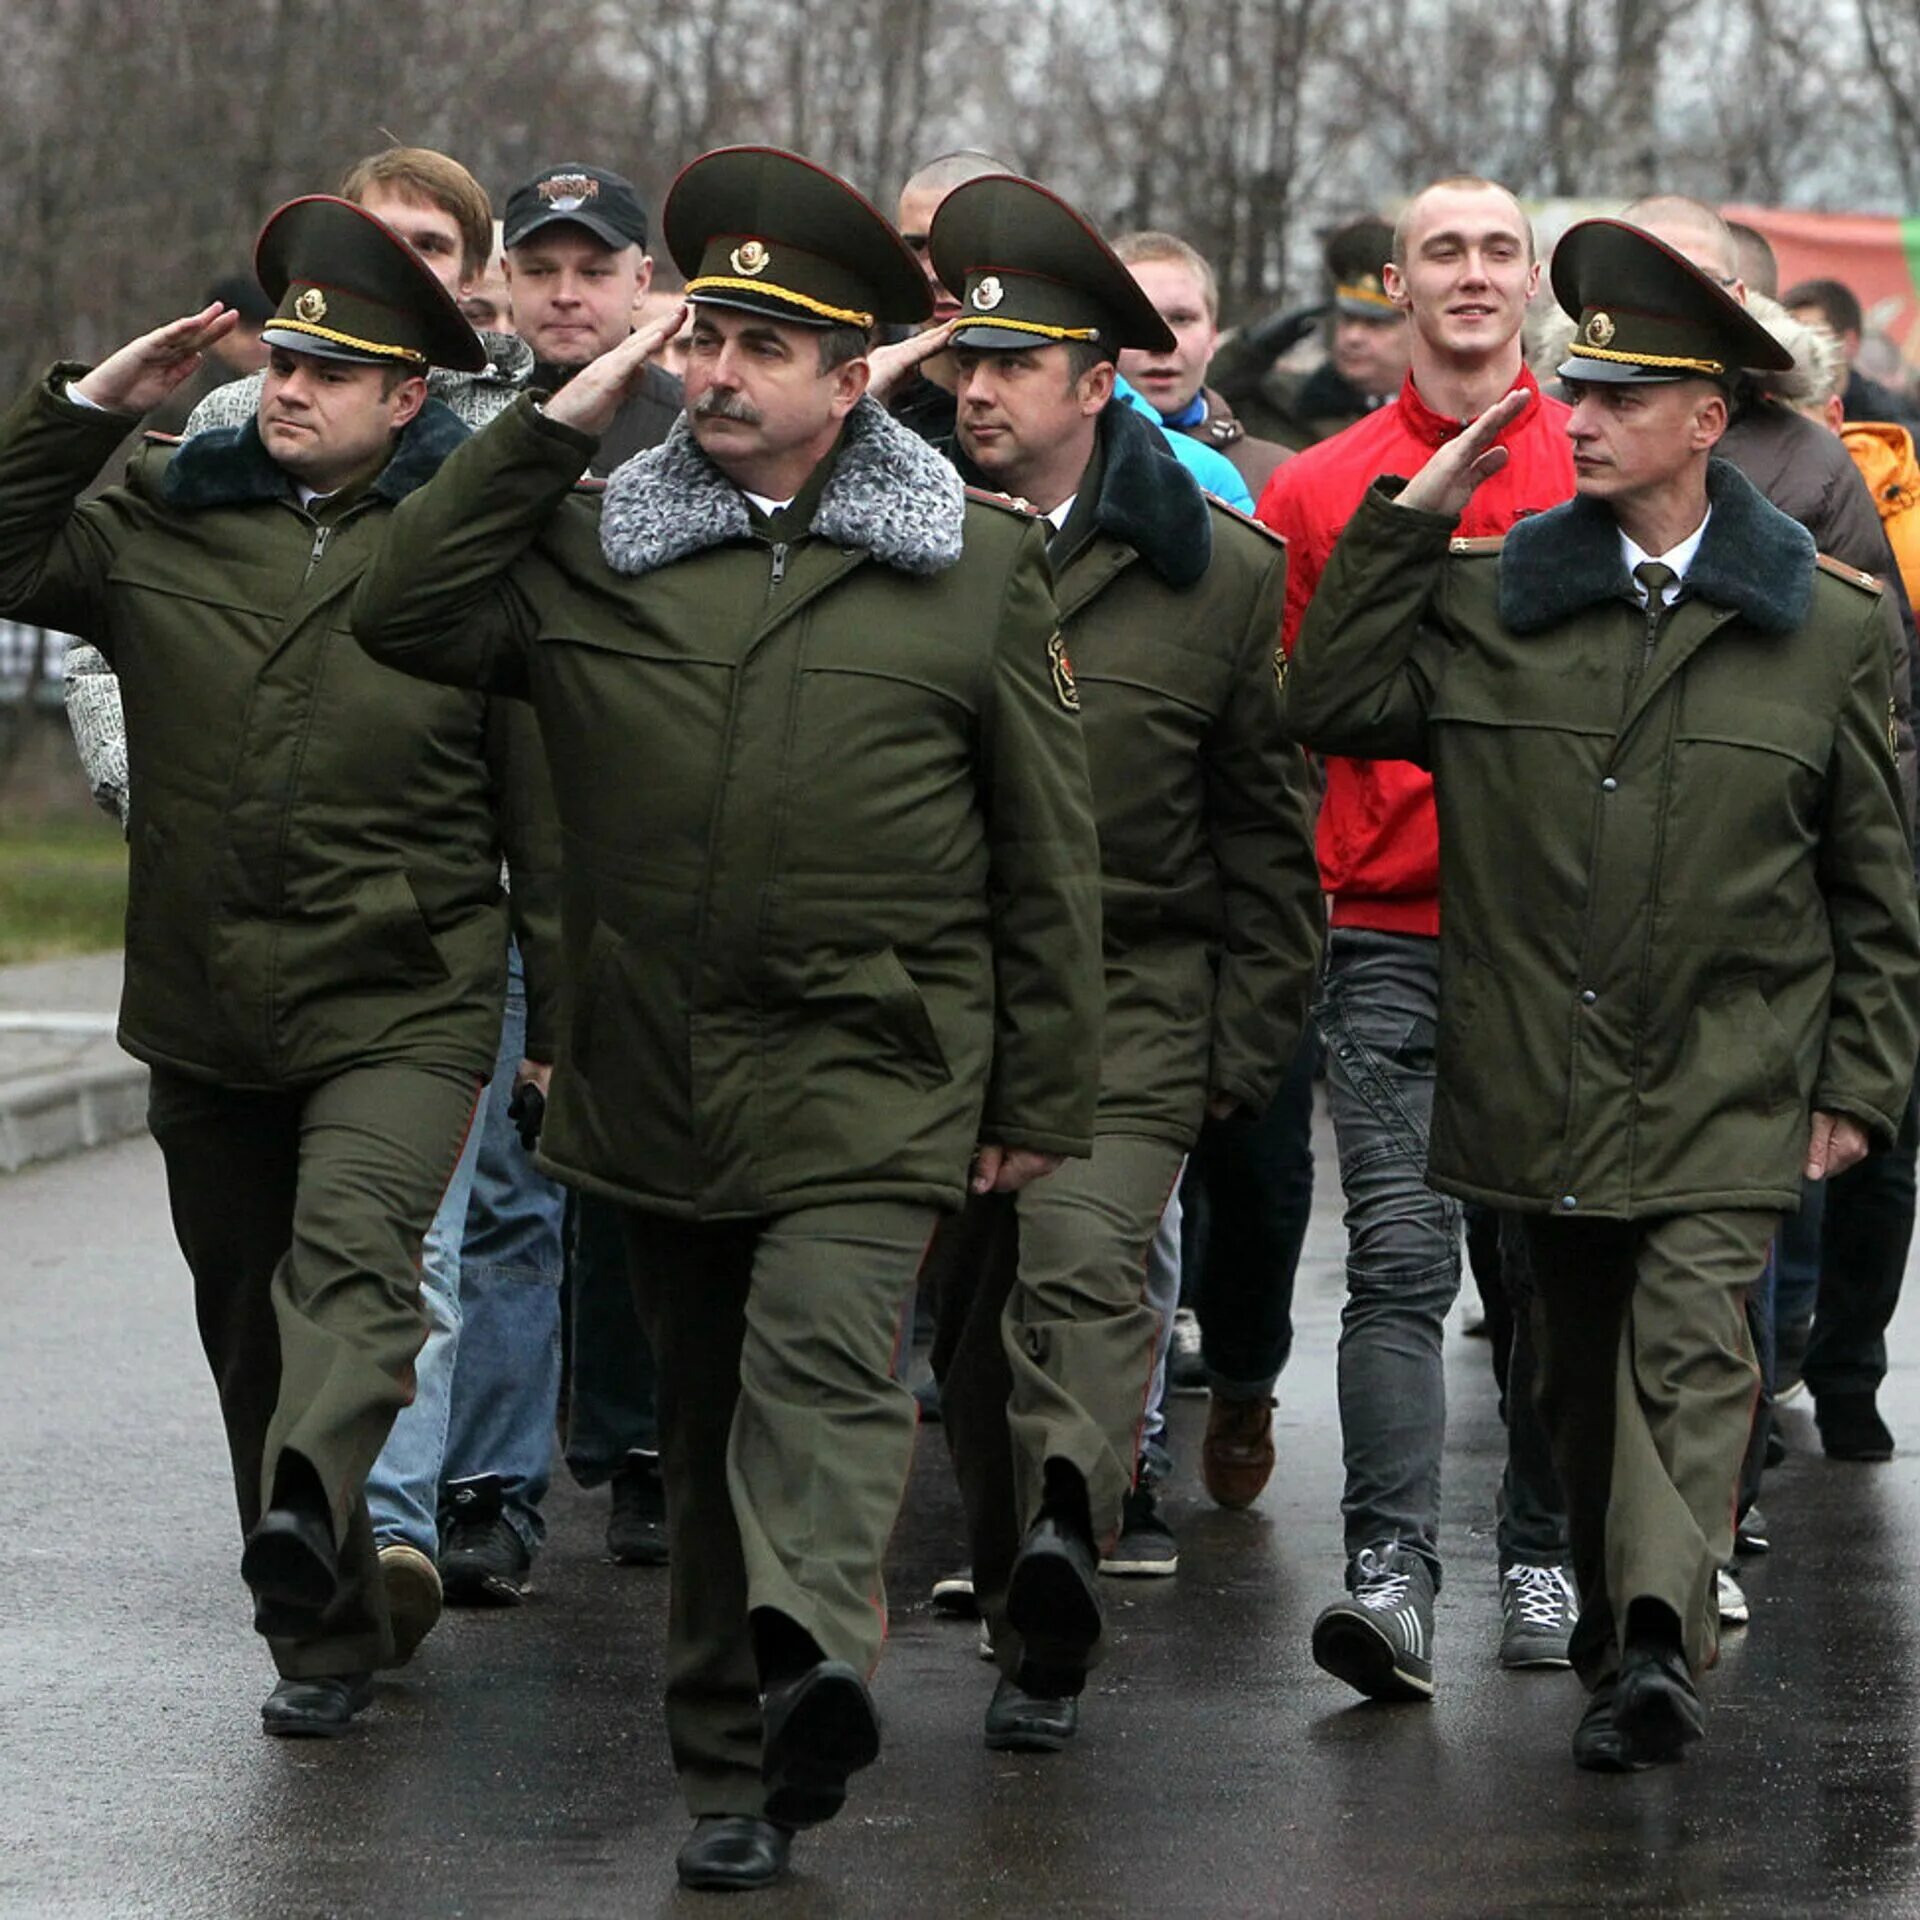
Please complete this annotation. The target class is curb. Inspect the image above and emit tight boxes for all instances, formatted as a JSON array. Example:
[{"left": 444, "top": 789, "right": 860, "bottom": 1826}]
[{"left": 0, "top": 1057, "right": 148, "bottom": 1174}]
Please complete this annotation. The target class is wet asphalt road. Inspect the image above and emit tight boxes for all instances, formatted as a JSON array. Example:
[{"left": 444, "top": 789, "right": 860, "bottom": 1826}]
[{"left": 5, "top": 1121, "right": 1920, "bottom": 1918}]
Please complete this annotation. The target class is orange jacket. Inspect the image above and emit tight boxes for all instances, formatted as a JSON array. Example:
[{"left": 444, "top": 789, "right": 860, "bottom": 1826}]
[{"left": 1843, "top": 420, "right": 1920, "bottom": 618}]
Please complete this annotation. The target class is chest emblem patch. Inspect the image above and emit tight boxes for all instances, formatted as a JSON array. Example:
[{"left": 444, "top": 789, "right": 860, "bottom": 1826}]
[{"left": 1048, "top": 632, "right": 1079, "bottom": 712}]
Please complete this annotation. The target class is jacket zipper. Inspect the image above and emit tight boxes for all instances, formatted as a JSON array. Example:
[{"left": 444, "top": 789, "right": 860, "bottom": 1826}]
[
  {"left": 304, "top": 523, "right": 333, "bottom": 582},
  {"left": 767, "top": 541, "right": 788, "bottom": 596}
]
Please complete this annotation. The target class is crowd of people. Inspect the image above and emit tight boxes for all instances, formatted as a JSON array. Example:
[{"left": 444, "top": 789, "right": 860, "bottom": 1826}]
[{"left": 6, "top": 134, "right": 1919, "bottom": 1894}]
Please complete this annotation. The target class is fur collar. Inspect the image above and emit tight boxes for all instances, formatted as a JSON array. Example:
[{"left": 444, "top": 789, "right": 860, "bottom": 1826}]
[
  {"left": 158, "top": 398, "right": 469, "bottom": 511},
  {"left": 1087, "top": 400, "right": 1212, "bottom": 588},
  {"left": 598, "top": 394, "right": 965, "bottom": 578},
  {"left": 1498, "top": 456, "right": 1814, "bottom": 637}
]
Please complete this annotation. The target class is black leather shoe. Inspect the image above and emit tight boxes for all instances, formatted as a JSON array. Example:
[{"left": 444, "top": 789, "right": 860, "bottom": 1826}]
[
  {"left": 1571, "top": 1680, "right": 1650, "bottom": 1773},
  {"left": 1817, "top": 1392, "right": 1896, "bottom": 1462},
  {"left": 1006, "top": 1514, "right": 1103, "bottom": 1697},
  {"left": 260, "top": 1671, "right": 373, "bottom": 1738},
  {"left": 984, "top": 1673, "right": 1078, "bottom": 1752},
  {"left": 675, "top": 1816, "right": 792, "bottom": 1891},
  {"left": 242, "top": 1506, "right": 339, "bottom": 1621},
  {"left": 760, "top": 1659, "right": 880, "bottom": 1829},
  {"left": 1614, "top": 1642, "right": 1704, "bottom": 1764}
]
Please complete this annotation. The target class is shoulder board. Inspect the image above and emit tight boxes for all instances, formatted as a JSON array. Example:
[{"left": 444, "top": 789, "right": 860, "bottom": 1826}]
[
  {"left": 1815, "top": 552, "right": 1884, "bottom": 595},
  {"left": 1205, "top": 496, "right": 1286, "bottom": 549},
  {"left": 572, "top": 475, "right": 606, "bottom": 495},
  {"left": 1448, "top": 534, "right": 1506, "bottom": 556},
  {"left": 141, "top": 431, "right": 183, "bottom": 447},
  {"left": 964, "top": 485, "right": 1041, "bottom": 518}
]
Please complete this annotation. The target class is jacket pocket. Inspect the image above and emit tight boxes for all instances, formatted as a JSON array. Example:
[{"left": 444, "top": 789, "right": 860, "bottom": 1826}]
[
  {"left": 818, "top": 946, "right": 952, "bottom": 1092},
  {"left": 324, "top": 866, "right": 449, "bottom": 990}
]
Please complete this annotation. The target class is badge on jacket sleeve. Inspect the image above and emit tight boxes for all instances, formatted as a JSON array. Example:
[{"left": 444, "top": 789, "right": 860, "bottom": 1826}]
[{"left": 1048, "top": 632, "right": 1080, "bottom": 712}]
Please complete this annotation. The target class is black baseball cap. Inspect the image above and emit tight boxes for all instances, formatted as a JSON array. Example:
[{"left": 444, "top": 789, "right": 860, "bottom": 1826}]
[{"left": 503, "top": 164, "right": 650, "bottom": 253}]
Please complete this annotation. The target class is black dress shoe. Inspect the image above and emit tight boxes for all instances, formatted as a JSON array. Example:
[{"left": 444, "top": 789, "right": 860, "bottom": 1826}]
[
  {"left": 242, "top": 1506, "right": 340, "bottom": 1620},
  {"left": 760, "top": 1659, "right": 881, "bottom": 1829},
  {"left": 984, "top": 1674, "right": 1078, "bottom": 1752},
  {"left": 1571, "top": 1680, "right": 1649, "bottom": 1773},
  {"left": 1614, "top": 1642, "right": 1704, "bottom": 1764},
  {"left": 675, "top": 1816, "right": 792, "bottom": 1891},
  {"left": 260, "top": 1671, "right": 373, "bottom": 1738},
  {"left": 1816, "top": 1392, "right": 1895, "bottom": 1462},
  {"left": 1006, "top": 1514, "right": 1103, "bottom": 1697}
]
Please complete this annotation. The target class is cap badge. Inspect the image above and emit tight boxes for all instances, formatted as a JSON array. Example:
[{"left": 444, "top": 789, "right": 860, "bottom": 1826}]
[
  {"left": 973, "top": 275, "right": 1005, "bottom": 312},
  {"left": 294, "top": 287, "right": 328, "bottom": 324},
  {"left": 731, "top": 240, "right": 770, "bottom": 277},
  {"left": 1584, "top": 311, "right": 1616, "bottom": 348},
  {"left": 538, "top": 175, "right": 600, "bottom": 214}
]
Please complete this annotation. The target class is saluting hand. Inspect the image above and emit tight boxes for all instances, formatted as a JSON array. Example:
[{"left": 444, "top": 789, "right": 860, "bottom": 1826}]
[
  {"left": 865, "top": 320, "right": 957, "bottom": 407},
  {"left": 542, "top": 302, "right": 689, "bottom": 438},
  {"left": 1805, "top": 1110, "right": 1871, "bottom": 1182},
  {"left": 73, "top": 303, "right": 241, "bottom": 416},
  {"left": 1393, "top": 387, "right": 1533, "bottom": 521}
]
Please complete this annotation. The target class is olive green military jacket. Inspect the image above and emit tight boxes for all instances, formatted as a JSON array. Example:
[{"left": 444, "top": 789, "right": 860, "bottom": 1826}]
[
  {"left": 0, "top": 367, "right": 561, "bottom": 1090},
  {"left": 981, "top": 403, "right": 1322, "bottom": 1145},
  {"left": 350, "top": 393, "right": 1103, "bottom": 1220},
  {"left": 1283, "top": 460, "right": 1920, "bottom": 1218}
]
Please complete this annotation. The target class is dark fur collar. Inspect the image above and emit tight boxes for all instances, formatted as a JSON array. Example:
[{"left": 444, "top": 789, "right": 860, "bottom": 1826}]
[
  {"left": 1499, "top": 455, "right": 1814, "bottom": 636},
  {"left": 1090, "top": 400, "right": 1212, "bottom": 588},
  {"left": 158, "top": 397, "right": 469, "bottom": 511}
]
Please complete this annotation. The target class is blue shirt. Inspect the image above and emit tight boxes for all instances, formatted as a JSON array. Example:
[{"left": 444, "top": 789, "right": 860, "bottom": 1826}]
[{"left": 1113, "top": 373, "right": 1253, "bottom": 512}]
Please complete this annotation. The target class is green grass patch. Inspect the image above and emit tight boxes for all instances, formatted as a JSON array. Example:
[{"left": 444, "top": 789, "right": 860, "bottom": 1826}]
[{"left": 0, "top": 817, "right": 127, "bottom": 963}]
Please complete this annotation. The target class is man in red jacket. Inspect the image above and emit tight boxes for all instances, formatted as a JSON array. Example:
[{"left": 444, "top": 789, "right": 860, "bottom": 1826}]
[{"left": 1258, "top": 176, "right": 1578, "bottom": 1700}]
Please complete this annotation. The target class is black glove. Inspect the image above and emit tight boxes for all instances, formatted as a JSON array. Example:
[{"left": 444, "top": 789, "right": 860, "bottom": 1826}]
[
  {"left": 507, "top": 1080, "right": 546, "bottom": 1152},
  {"left": 1242, "top": 302, "right": 1326, "bottom": 362}
]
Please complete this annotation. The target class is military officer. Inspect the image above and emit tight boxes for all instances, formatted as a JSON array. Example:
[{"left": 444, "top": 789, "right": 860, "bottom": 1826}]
[
  {"left": 922, "top": 174, "right": 1323, "bottom": 1749},
  {"left": 0, "top": 197, "right": 558, "bottom": 1734},
  {"left": 1282, "top": 218, "right": 1920, "bottom": 1772},
  {"left": 349, "top": 147, "right": 1103, "bottom": 1891}
]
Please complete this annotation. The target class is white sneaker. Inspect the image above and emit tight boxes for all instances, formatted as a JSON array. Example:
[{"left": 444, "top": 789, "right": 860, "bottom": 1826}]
[
  {"left": 1717, "top": 1565, "right": 1750, "bottom": 1627},
  {"left": 1168, "top": 1307, "right": 1206, "bottom": 1394}
]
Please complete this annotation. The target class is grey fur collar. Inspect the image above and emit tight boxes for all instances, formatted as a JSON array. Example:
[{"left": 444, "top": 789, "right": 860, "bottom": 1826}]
[
  {"left": 598, "top": 395, "right": 966, "bottom": 578},
  {"left": 1499, "top": 456, "right": 1814, "bottom": 637}
]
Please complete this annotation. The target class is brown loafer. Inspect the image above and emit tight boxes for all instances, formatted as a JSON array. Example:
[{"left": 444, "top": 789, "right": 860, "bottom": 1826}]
[{"left": 1202, "top": 1393, "right": 1276, "bottom": 1509}]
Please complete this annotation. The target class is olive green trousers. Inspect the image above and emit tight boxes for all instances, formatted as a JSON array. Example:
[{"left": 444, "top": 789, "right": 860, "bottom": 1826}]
[
  {"left": 1521, "top": 1208, "right": 1775, "bottom": 1689},
  {"left": 926, "top": 1133, "right": 1184, "bottom": 1679},
  {"left": 617, "top": 1201, "right": 935, "bottom": 1817},
  {"left": 148, "top": 1061, "right": 481, "bottom": 1679}
]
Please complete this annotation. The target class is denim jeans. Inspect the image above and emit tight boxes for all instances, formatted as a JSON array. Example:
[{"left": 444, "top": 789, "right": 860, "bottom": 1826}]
[
  {"left": 364, "top": 1074, "right": 486, "bottom": 1556},
  {"left": 565, "top": 1188, "right": 660, "bottom": 1483},
  {"left": 1139, "top": 1168, "right": 1185, "bottom": 1483},
  {"left": 1771, "top": 1179, "right": 1824, "bottom": 1344},
  {"left": 1181, "top": 1031, "right": 1318, "bottom": 1399},
  {"left": 1317, "top": 928, "right": 1461, "bottom": 1588},
  {"left": 441, "top": 942, "right": 567, "bottom": 1552}
]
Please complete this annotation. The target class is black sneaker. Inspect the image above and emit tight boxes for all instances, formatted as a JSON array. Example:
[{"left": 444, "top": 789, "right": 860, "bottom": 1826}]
[
  {"left": 1311, "top": 1544, "right": 1436, "bottom": 1701},
  {"left": 1735, "top": 1504, "right": 1770, "bottom": 1556},
  {"left": 930, "top": 1567, "right": 978, "bottom": 1618},
  {"left": 607, "top": 1449, "right": 670, "bottom": 1565},
  {"left": 439, "top": 1475, "right": 532, "bottom": 1606},
  {"left": 1098, "top": 1475, "right": 1178, "bottom": 1577}
]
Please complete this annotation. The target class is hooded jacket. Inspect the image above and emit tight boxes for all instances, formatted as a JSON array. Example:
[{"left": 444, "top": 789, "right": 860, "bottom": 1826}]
[{"left": 1843, "top": 419, "right": 1920, "bottom": 617}]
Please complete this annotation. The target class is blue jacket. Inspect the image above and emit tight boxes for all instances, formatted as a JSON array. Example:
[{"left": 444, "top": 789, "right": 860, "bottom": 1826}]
[{"left": 1114, "top": 373, "right": 1254, "bottom": 511}]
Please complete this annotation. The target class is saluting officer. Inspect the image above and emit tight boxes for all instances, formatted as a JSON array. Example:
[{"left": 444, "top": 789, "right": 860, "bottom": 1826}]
[
  {"left": 1282, "top": 218, "right": 1920, "bottom": 1773},
  {"left": 349, "top": 147, "right": 1103, "bottom": 1891},
  {"left": 0, "top": 198, "right": 559, "bottom": 1735},
  {"left": 922, "top": 174, "right": 1323, "bottom": 1749}
]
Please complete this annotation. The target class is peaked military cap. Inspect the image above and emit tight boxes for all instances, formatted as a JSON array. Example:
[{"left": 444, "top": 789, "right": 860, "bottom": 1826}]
[
  {"left": 1553, "top": 217, "right": 1794, "bottom": 385},
  {"left": 1324, "top": 216, "right": 1399, "bottom": 319},
  {"left": 929, "top": 176, "right": 1176, "bottom": 356},
  {"left": 663, "top": 146, "right": 928, "bottom": 331},
  {"left": 256, "top": 195, "right": 485, "bottom": 372}
]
